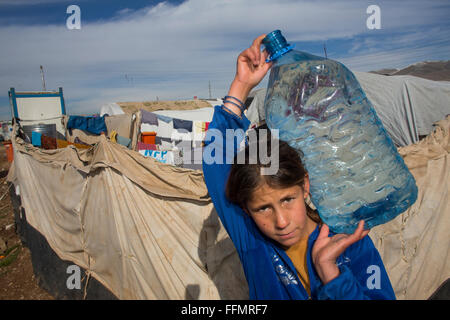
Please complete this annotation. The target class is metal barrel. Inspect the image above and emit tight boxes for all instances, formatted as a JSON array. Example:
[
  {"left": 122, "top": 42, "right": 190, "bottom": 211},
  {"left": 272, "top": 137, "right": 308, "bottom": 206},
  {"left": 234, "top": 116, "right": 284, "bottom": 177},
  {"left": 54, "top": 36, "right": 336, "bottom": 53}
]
[{"left": 22, "top": 123, "right": 57, "bottom": 140}]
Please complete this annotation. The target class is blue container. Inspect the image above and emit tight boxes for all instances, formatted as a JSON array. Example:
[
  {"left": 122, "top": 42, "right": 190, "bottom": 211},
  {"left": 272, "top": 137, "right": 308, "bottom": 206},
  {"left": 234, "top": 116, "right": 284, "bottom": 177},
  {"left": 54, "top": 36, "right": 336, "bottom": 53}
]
[
  {"left": 263, "top": 30, "right": 418, "bottom": 233},
  {"left": 31, "top": 131, "right": 42, "bottom": 147}
]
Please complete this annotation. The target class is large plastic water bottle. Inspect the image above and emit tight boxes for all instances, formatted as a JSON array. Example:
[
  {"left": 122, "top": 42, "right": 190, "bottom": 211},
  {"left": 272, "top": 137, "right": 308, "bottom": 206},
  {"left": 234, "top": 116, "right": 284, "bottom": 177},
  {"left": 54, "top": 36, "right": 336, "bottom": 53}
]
[{"left": 262, "top": 30, "right": 418, "bottom": 234}]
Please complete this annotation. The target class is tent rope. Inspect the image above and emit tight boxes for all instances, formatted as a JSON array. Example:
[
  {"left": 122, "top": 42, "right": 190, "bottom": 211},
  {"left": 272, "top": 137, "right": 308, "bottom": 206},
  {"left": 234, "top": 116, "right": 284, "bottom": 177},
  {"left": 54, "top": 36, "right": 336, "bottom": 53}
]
[{"left": 82, "top": 270, "right": 91, "bottom": 300}]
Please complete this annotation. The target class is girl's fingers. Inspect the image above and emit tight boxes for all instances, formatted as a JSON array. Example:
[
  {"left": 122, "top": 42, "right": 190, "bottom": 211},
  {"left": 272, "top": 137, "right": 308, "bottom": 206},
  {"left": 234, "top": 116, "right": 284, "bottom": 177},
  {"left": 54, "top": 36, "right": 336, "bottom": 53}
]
[
  {"left": 240, "top": 48, "right": 257, "bottom": 67},
  {"left": 361, "top": 230, "right": 370, "bottom": 239},
  {"left": 251, "top": 34, "right": 266, "bottom": 65},
  {"left": 252, "top": 34, "right": 266, "bottom": 49},
  {"left": 259, "top": 49, "right": 269, "bottom": 66},
  {"left": 247, "top": 49, "right": 257, "bottom": 65},
  {"left": 350, "top": 220, "right": 364, "bottom": 235},
  {"left": 317, "top": 223, "right": 330, "bottom": 240},
  {"left": 342, "top": 221, "right": 366, "bottom": 247},
  {"left": 357, "top": 220, "right": 368, "bottom": 239}
]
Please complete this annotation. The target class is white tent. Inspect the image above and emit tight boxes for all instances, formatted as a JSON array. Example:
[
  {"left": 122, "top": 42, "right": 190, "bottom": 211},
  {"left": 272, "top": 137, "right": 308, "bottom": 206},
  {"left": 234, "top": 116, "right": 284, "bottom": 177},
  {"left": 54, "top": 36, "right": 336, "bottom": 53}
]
[
  {"left": 100, "top": 102, "right": 125, "bottom": 117},
  {"left": 246, "top": 72, "right": 450, "bottom": 147}
]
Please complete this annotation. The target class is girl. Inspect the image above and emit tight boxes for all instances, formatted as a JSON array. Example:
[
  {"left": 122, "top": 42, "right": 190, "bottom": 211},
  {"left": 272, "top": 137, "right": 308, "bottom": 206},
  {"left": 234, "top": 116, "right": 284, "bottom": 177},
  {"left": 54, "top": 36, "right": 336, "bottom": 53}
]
[{"left": 202, "top": 34, "right": 395, "bottom": 299}]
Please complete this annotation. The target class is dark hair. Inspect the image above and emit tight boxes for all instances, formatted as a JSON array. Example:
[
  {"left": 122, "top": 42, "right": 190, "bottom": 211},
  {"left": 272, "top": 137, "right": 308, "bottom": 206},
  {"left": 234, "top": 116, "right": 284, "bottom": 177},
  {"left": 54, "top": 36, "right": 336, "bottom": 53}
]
[{"left": 225, "top": 127, "right": 322, "bottom": 224}]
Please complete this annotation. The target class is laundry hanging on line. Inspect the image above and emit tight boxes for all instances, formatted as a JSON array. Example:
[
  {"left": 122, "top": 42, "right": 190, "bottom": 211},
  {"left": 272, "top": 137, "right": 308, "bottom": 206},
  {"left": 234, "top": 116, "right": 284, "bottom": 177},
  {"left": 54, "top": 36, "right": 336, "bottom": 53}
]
[{"left": 67, "top": 115, "right": 107, "bottom": 135}]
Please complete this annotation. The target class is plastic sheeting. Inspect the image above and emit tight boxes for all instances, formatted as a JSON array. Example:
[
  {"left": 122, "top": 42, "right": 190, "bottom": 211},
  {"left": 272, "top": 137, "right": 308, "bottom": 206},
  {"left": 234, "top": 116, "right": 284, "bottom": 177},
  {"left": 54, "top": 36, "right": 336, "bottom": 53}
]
[
  {"left": 369, "top": 115, "right": 450, "bottom": 300},
  {"left": 246, "top": 72, "right": 450, "bottom": 147},
  {"left": 7, "top": 115, "right": 450, "bottom": 300},
  {"left": 100, "top": 103, "right": 126, "bottom": 117}
]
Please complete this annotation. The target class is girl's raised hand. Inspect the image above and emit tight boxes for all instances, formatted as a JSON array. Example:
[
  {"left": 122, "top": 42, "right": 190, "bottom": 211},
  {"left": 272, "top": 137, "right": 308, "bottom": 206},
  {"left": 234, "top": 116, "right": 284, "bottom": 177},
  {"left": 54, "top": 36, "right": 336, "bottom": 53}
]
[
  {"left": 311, "top": 220, "right": 370, "bottom": 284},
  {"left": 225, "top": 34, "right": 272, "bottom": 116},
  {"left": 234, "top": 34, "right": 272, "bottom": 90}
]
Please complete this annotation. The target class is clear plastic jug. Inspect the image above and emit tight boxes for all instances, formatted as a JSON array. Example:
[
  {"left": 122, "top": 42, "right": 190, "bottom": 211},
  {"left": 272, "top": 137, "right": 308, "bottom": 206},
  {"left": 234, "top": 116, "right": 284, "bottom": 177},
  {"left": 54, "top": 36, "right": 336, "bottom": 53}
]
[{"left": 263, "top": 30, "right": 418, "bottom": 233}]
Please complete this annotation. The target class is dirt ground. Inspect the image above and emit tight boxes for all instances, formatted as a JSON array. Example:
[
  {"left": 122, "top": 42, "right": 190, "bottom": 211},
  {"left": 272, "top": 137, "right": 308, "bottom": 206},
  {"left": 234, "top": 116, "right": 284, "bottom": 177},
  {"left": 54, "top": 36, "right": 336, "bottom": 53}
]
[{"left": 0, "top": 143, "right": 54, "bottom": 300}]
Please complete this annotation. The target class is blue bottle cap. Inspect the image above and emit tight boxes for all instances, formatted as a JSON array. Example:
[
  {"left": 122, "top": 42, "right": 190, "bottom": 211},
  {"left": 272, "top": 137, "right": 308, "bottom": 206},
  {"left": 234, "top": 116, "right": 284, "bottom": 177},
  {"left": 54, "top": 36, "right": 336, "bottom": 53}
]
[{"left": 263, "top": 30, "right": 294, "bottom": 62}]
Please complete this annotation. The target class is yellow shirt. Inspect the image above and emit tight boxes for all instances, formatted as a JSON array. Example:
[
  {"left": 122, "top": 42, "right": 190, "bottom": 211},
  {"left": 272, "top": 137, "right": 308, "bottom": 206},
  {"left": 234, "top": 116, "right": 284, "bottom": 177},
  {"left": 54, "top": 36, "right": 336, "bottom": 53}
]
[{"left": 285, "top": 237, "right": 311, "bottom": 296}]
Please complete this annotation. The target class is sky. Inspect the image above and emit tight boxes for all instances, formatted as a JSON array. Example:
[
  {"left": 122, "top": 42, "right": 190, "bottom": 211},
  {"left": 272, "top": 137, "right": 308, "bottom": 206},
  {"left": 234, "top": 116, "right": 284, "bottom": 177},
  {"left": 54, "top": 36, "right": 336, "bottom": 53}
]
[{"left": 0, "top": 0, "right": 449, "bottom": 119}]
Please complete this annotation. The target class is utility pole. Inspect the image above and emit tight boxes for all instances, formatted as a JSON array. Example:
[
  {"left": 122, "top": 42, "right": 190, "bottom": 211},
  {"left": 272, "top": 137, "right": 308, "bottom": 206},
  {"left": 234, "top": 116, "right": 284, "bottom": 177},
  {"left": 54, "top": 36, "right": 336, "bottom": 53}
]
[
  {"left": 40, "top": 65, "right": 46, "bottom": 91},
  {"left": 323, "top": 43, "right": 328, "bottom": 59},
  {"left": 208, "top": 81, "right": 212, "bottom": 99}
]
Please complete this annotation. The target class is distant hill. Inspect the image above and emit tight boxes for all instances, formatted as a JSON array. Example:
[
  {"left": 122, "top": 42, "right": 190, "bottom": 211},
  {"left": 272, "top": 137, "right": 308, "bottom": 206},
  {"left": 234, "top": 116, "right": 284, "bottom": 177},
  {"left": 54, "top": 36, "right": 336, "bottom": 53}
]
[
  {"left": 369, "top": 68, "right": 399, "bottom": 76},
  {"left": 370, "top": 60, "right": 450, "bottom": 81}
]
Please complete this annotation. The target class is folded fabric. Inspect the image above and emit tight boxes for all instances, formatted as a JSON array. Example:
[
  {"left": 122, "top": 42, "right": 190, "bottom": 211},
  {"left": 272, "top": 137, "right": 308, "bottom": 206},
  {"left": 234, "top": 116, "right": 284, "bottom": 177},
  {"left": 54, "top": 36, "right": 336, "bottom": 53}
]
[
  {"left": 193, "top": 120, "right": 203, "bottom": 131},
  {"left": 137, "top": 141, "right": 157, "bottom": 151},
  {"left": 155, "top": 136, "right": 173, "bottom": 150},
  {"left": 66, "top": 128, "right": 102, "bottom": 145},
  {"left": 73, "top": 142, "right": 91, "bottom": 149},
  {"left": 67, "top": 115, "right": 107, "bottom": 135},
  {"left": 140, "top": 109, "right": 158, "bottom": 125},
  {"left": 156, "top": 114, "right": 172, "bottom": 123},
  {"left": 56, "top": 139, "right": 70, "bottom": 148},
  {"left": 41, "top": 134, "right": 57, "bottom": 150},
  {"left": 116, "top": 135, "right": 131, "bottom": 148},
  {"left": 192, "top": 121, "right": 207, "bottom": 148},
  {"left": 155, "top": 136, "right": 171, "bottom": 144},
  {"left": 193, "top": 120, "right": 205, "bottom": 134},
  {"left": 141, "top": 123, "right": 158, "bottom": 133},
  {"left": 173, "top": 118, "right": 193, "bottom": 132},
  {"left": 56, "top": 138, "right": 91, "bottom": 149},
  {"left": 156, "top": 117, "right": 173, "bottom": 139},
  {"left": 74, "top": 137, "right": 91, "bottom": 146},
  {"left": 31, "top": 131, "right": 42, "bottom": 147},
  {"left": 172, "top": 130, "right": 192, "bottom": 142}
]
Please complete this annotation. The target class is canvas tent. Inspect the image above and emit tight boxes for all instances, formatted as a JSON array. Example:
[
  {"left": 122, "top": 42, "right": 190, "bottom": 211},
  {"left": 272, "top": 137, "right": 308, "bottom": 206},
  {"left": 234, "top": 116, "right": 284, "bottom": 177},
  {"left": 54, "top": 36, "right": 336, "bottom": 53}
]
[
  {"left": 370, "top": 116, "right": 450, "bottom": 298},
  {"left": 7, "top": 127, "right": 247, "bottom": 299},
  {"left": 246, "top": 72, "right": 450, "bottom": 147},
  {"left": 6, "top": 102, "right": 449, "bottom": 300}
]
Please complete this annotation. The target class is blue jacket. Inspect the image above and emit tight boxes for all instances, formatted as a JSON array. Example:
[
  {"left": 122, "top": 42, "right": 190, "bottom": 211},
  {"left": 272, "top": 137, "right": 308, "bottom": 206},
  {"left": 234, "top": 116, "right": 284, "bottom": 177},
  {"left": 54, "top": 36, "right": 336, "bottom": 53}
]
[{"left": 202, "top": 105, "right": 396, "bottom": 300}]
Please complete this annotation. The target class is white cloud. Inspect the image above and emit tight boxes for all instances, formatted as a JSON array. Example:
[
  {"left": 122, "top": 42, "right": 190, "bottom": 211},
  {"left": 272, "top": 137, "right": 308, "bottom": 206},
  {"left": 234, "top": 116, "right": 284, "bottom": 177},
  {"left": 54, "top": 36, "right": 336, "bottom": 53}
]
[
  {"left": 339, "top": 26, "right": 450, "bottom": 71},
  {"left": 0, "top": 0, "right": 448, "bottom": 117}
]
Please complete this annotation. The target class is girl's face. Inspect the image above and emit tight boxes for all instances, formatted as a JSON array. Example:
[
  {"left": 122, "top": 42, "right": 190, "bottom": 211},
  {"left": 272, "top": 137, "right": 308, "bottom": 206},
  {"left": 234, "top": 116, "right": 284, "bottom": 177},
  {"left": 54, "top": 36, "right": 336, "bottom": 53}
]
[{"left": 245, "top": 179, "right": 316, "bottom": 248}]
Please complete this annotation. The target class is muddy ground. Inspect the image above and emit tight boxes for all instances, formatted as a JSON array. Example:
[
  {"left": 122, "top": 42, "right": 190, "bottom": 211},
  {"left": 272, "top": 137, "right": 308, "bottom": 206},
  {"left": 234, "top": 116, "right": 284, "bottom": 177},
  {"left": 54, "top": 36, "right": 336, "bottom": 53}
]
[{"left": 0, "top": 143, "right": 54, "bottom": 300}]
